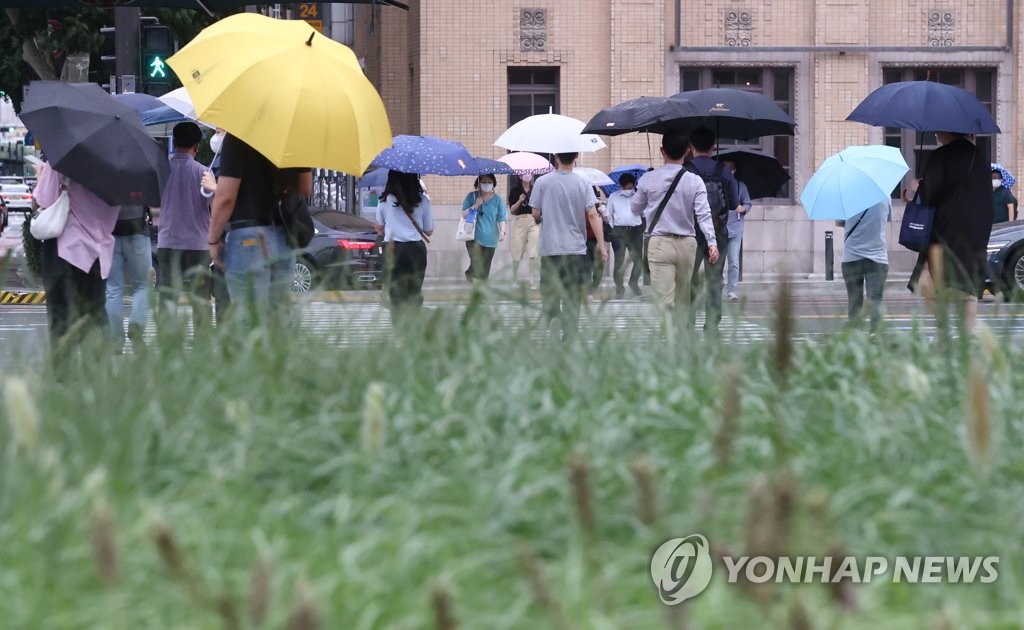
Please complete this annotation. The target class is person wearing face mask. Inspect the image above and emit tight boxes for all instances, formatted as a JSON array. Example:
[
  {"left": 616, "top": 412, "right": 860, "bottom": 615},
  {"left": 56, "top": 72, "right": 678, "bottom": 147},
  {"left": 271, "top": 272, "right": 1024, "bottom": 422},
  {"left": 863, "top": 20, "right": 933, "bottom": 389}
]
[
  {"left": 461, "top": 173, "right": 508, "bottom": 282},
  {"left": 508, "top": 173, "right": 540, "bottom": 285},
  {"left": 990, "top": 168, "right": 1017, "bottom": 225},
  {"left": 606, "top": 173, "right": 644, "bottom": 298}
]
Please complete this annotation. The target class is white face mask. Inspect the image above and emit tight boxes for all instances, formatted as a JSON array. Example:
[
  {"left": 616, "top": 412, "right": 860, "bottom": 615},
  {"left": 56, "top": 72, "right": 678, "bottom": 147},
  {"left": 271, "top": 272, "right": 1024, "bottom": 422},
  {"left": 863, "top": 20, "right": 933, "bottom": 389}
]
[
  {"left": 210, "top": 133, "right": 224, "bottom": 154},
  {"left": 479, "top": 183, "right": 495, "bottom": 193},
  {"left": 622, "top": 188, "right": 635, "bottom": 197},
  {"left": 993, "top": 180, "right": 1002, "bottom": 189}
]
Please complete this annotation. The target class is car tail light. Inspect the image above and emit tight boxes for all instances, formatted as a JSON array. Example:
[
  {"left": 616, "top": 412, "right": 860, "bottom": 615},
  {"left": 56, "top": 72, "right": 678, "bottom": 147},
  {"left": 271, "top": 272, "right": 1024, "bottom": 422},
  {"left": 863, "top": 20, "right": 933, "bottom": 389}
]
[{"left": 337, "top": 239, "right": 375, "bottom": 250}]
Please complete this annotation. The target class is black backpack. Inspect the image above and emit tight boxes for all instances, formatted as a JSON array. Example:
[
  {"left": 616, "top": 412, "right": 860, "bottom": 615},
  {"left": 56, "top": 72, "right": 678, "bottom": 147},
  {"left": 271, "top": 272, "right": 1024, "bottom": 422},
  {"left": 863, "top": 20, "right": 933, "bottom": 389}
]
[{"left": 684, "top": 160, "right": 730, "bottom": 234}]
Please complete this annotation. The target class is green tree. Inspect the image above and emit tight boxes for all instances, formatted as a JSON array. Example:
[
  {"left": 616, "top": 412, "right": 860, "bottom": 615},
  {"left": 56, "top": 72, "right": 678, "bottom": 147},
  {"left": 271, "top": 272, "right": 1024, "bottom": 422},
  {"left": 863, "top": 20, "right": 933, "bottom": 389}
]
[{"left": 0, "top": 8, "right": 230, "bottom": 110}]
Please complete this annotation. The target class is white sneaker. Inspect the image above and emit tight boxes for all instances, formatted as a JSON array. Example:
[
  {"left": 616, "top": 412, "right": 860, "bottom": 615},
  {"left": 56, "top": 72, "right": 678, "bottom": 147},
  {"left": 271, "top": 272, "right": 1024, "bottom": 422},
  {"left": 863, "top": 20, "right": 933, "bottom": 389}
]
[{"left": 727, "top": 292, "right": 739, "bottom": 302}]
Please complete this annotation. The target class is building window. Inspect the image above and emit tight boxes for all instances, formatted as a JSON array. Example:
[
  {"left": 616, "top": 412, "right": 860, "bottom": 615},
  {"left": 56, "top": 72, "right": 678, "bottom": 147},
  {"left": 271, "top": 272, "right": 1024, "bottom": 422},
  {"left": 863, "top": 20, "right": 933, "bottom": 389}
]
[
  {"left": 679, "top": 66, "right": 795, "bottom": 199},
  {"left": 508, "top": 67, "right": 559, "bottom": 126},
  {"left": 883, "top": 67, "right": 995, "bottom": 196}
]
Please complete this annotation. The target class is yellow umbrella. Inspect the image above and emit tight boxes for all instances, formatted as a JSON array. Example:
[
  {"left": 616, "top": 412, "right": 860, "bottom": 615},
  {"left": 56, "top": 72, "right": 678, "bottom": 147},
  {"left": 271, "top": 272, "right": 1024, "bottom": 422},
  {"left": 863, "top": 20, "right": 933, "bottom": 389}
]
[{"left": 167, "top": 13, "right": 392, "bottom": 175}]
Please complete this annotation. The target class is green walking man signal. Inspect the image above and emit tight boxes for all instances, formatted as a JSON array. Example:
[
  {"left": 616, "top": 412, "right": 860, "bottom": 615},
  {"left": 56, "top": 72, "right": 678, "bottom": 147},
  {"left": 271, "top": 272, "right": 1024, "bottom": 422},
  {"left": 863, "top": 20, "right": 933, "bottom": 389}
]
[{"left": 149, "top": 56, "right": 167, "bottom": 79}]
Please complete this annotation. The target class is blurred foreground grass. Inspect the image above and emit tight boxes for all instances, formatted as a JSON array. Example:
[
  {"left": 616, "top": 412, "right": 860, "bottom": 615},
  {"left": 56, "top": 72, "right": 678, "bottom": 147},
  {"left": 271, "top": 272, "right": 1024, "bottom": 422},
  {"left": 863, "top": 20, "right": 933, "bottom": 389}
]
[{"left": 1, "top": 298, "right": 1022, "bottom": 629}]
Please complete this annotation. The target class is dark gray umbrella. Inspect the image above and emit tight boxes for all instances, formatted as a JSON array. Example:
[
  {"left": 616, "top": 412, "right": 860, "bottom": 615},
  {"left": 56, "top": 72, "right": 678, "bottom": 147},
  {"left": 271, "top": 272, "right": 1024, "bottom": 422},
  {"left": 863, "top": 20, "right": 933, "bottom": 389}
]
[
  {"left": 582, "top": 96, "right": 702, "bottom": 136},
  {"left": 715, "top": 150, "right": 790, "bottom": 199},
  {"left": 667, "top": 88, "right": 795, "bottom": 140},
  {"left": 21, "top": 82, "right": 169, "bottom": 207}
]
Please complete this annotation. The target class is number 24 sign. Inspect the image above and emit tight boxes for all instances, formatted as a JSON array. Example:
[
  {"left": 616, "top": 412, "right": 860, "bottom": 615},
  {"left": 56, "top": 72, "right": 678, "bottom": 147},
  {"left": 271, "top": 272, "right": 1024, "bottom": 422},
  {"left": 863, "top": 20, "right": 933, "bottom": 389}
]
[{"left": 298, "top": 3, "right": 319, "bottom": 19}]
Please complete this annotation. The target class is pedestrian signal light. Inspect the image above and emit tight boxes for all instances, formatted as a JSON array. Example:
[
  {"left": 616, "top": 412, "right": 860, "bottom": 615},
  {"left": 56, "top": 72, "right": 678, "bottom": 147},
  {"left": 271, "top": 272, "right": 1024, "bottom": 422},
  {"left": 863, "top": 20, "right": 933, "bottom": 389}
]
[{"left": 148, "top": 56, "right": 168, "bottom": 79}]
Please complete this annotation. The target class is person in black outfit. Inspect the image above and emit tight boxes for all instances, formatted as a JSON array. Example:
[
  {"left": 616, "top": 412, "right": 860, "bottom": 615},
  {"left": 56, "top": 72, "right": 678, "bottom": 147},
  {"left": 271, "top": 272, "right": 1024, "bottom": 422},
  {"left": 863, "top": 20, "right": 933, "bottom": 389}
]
[
  {"left": 686, "top": 127, "right": 743, "bottom": 336},
  {"left": 907, "top": 132, "right": 993, "bottom": 333},
  {"left": 375, "top": 171, "right": 434, "bottom": 322}
]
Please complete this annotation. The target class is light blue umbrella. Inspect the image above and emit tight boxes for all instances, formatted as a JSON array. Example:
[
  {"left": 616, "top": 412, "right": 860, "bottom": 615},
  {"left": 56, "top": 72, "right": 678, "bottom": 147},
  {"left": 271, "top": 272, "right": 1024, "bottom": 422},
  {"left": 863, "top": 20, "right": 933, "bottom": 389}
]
[
  {"left": 800, "top": 145, "right": 909, "bottom": 220},
  {"left": 991, "top": 163, "right": 1015, "bottom": 189}
]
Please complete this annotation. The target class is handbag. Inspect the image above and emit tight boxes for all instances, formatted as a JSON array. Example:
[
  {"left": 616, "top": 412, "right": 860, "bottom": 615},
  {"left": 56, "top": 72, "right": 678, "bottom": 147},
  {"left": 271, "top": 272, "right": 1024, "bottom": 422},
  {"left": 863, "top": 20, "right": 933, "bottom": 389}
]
[
  {"left": 898, "top": 195, "right": 934, "bottom": 252},
  {"left": 899, "top": 146, "right": 976, "bottom": 253},
  {"left": 30, "top": 178, "right": 71, "bottom": 241},
  {"left": 277, "top": 189, "right": 315, "bottom": 249},
  {"left": 456, "top": 198, "right": 478, "bottom": 242}
]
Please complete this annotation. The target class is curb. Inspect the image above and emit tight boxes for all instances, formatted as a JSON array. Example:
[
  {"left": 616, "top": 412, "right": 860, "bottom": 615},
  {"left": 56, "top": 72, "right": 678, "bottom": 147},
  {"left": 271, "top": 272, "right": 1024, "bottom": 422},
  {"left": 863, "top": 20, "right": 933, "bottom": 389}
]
[{"left": 0, "top": 290, "right": 45, "bottom": 305}]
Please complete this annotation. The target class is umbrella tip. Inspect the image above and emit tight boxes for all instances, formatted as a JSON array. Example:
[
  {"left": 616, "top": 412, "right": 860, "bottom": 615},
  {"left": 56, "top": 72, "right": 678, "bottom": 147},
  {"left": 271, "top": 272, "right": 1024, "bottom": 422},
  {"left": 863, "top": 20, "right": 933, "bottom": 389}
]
[{"left": 306, "top": 32, "right": 315, "bottom": 46}]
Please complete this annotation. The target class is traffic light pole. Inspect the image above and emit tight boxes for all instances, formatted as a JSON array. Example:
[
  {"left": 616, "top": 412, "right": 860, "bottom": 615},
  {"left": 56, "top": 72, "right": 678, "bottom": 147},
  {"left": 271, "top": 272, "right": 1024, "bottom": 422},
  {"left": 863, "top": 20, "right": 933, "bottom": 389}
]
[{"left": 113, "top": 7, "right": 140, "bottom": 94}]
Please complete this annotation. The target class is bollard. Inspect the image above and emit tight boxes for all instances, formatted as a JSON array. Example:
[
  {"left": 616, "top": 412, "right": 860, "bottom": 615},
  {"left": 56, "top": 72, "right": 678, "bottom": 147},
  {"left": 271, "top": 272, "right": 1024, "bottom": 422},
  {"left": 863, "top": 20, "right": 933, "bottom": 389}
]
[{"left": 824, "top": 230, "right": 834, "bottom": 281}]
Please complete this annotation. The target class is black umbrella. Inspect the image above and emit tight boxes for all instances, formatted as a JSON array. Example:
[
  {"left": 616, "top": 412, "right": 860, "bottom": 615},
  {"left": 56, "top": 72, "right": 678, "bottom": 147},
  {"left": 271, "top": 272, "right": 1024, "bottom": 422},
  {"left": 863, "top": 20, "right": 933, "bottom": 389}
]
[
  {"left": 666, "top": 88, "right": 795, "bottom": 140},
  {"left": 21, "top": 82, "right": 169, "bottom": 207},
  {"left": 715, "top": 150, "right": 790, "bottom": 199},
  {"left": 582, "top": 96, "right": 702, "bottom": 136}
]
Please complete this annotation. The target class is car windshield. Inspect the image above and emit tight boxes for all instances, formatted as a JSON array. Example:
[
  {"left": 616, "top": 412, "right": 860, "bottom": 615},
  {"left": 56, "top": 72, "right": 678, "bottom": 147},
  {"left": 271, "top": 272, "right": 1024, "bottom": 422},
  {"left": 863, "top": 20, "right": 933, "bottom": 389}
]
[{"left": 313, "top": 210, "right": 375, "bottom": 232}]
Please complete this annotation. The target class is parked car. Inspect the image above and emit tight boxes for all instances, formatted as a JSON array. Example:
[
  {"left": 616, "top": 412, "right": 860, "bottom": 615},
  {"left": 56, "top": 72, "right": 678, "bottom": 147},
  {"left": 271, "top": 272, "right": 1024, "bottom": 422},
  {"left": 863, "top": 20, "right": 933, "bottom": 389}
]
[
  {"left": 0, "top": 176, "right": 24, "bottom": 187},
  {"left": 0, "top": 184, "right": 34, "bottom": 213},
  {"left": 986, "top": 220, "right": 1024, "bottom": 298},
  {"left": 292, "top": 210, "right": 384, "bottom": 293}
]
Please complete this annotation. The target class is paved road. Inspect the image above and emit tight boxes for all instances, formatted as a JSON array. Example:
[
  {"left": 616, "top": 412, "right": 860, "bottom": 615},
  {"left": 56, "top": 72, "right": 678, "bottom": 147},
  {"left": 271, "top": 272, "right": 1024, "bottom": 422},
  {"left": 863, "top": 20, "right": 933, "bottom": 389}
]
[{"left": 5, "top": 292, "right": 1024, "bottom": 369}]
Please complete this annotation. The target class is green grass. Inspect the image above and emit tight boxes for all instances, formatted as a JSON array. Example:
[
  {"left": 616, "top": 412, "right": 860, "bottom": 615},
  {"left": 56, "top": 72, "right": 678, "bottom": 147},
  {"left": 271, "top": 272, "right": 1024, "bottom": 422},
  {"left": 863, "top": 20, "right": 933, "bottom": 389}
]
[{"left": 1, "top": 301, "right": 1022, "bottom": 629}]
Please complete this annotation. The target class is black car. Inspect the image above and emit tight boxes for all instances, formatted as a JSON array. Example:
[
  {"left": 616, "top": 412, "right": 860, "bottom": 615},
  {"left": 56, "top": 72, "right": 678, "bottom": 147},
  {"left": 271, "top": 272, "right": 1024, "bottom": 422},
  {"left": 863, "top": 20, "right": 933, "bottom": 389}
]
[
  {"left": 987, "top": 220, "right": 1024, "bottom": 298},
  {"left": 292, "top": 210, "right": 384, "bottom": 292}
]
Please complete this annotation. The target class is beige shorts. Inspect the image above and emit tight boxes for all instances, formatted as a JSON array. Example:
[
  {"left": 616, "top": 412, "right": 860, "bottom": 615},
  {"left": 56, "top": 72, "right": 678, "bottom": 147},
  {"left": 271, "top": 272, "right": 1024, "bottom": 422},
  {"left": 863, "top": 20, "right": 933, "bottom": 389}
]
[{"left": 510, "top": 214, "right": 540, "bottom": 261}]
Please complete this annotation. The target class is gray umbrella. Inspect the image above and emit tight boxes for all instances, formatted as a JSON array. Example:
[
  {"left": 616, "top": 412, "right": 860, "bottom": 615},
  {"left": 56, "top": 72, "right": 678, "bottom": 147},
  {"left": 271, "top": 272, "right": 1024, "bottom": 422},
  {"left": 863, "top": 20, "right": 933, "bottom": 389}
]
[{"left": 21, "top": 82, "right": 169, "bottom": 207}]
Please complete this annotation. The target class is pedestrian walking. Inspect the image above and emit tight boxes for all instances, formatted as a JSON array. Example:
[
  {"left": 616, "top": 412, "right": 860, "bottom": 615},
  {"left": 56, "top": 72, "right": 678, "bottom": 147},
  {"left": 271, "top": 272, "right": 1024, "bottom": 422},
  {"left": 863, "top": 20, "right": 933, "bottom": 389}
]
[
  {"left": 105, "top": 203, "right": 152, "bottom": 350},
  {"left": 507, "top": 173, "right": 540, "bottom": 285},
  {"left": 206, "top": 129, "right": 231, "bottom": 321},
  {"left": 461, "top": 173, "right": 507, "bottom": 282},
  {"left": 631, "top": 132, "right": 719, "bottom": 325},
  {"left": 906, "top": 132, "right": 993, "bottom": 333},
  {"left": 585, "top": 187, "right": 609, "bottom": 293},
  {"left": 838, "top": 200, "right": 889, "bottom": 332},
  {"left": 606, "top": 173, "right": 644, "bottom": 298},
  {"left": 685, "top": 127, "right": 742, "bottom": 336},
  {"left": 208, "top": 134, "right": 312, "bottom": 325},
  {"left": 32, "top": 160, "right": 118, "bottom": 355},
  {"left": 156, "top": 122, "right": 217, "bottom": 331},
  {"left": 720, "top": 158, "right": 751, "bottom": 302},
  {"left": 530, "top": 152, "right": 607, "bottom": 339},
  {"left": 376, "top": 170, "right": 433, "bottom": 321},
  {"left": 991, "top": 167, "right": 1017, "bottom": 225}
]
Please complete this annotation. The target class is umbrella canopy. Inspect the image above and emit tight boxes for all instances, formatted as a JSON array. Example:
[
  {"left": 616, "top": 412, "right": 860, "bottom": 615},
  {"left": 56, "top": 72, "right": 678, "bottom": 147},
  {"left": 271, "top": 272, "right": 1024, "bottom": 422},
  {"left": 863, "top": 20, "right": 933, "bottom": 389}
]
[
  {"left": 494, "top": 114, "right": 607, "bottom": 154},
  {"left": 991, "top": 163, "right": 1016, "bottom": 188},
  {"left": 600, "top": 163, "right": 649, "bottom": 195},
  {"left": 113, "top": 92, "right": 162, "bottom": 115},
  {"left": 666, "top": 88, "right": 795, "bottom": 140},
  {"left": 715, "top": 150, "right": 790, "bottom": 199},
  {"left": 800, "top": 145, "right": 908, "bottom": 220},
  {"left": 846, "top": 81, "right": 1000, "bottom": 135},
  {"left": 582, "top": 96, "right": 702, "bottom": 136},
  {"left": 140, "top": 104, "right": 214, "bottom": 128},
  {"left": 496, "top": 151, "right": 552, "bottom": 175},
  {"left": 159, "top": 87, "right": 198, "bottom": 120},
  {"left": 472, "top": 157, "right": 515, "bottom": 176},
  {"left": 573, "top": 167, "right": 614, "bottom": 187},
  {"left": 358, "top": 167, "right": 389, "bottom": 188},
  {"left": 21, "top": 81, "right": 169, "bottom": 207},
  {"left": 371, "top": 135, "right": 476, "bottom": 176},
  {"left": 168, "top": 12, "right": 392, "bottom": 175}
]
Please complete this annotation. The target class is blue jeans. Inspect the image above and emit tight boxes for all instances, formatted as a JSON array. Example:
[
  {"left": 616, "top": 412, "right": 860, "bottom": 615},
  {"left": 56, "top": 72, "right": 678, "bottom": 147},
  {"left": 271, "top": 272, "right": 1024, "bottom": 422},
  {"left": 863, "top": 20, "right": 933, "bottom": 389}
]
[
  {"left": 224, "top": 225, "right": 293, "bottom": 325},
  {"left": 105, "top": 233, "right": 152, "bottom": 340},
  {"left": 726, "top": 234, "right": 742, "bottom": 295}
]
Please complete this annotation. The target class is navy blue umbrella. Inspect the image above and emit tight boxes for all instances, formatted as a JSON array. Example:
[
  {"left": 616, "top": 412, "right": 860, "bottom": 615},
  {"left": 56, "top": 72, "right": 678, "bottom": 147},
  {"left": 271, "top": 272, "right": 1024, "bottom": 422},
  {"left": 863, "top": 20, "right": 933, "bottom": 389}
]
[
  {"left": 472, "top": 157, "right": 515, "bottom": 176},
  {"left": 141, "top": 104, "right": 193, "bottom": 127},
  {"left": 113, "top": 93, "right": 162, "bottom": 115},
  {"left": 846, "top": 81, "right": 1000, "bottom": 134},
  {"left": 371, "top": 135, "right": 477, "bottom": 176},
  {"left": 600, "top": 163, "right": 649, "bottom": 195}
]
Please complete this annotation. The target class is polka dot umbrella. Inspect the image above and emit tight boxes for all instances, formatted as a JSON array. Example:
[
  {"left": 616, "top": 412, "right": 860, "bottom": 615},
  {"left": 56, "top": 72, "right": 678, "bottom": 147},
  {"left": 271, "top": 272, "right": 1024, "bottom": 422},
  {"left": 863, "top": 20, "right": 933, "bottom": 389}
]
[{"left": 371, "top": 135, "right": 478, "bottom": 176}]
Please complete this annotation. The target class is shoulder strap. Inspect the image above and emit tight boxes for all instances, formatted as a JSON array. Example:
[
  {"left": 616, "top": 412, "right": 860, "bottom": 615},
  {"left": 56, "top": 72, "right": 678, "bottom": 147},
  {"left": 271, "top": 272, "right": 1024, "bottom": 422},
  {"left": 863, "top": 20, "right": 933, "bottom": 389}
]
[
  {"left": 404, "top": 208, "right": 430, "bottom": 244},
  {"left": 844, "top": 210, "right": 868, "bottom": 242},
  {"left": 646, "top": 167, "right": 687, "bottom": 237}
]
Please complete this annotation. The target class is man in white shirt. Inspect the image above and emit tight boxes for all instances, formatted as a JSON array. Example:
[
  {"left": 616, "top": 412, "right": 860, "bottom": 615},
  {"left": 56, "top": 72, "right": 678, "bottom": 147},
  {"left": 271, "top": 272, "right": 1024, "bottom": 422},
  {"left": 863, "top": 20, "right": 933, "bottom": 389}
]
[
  {"left": 606, "top": 173, "right": 644, "bottom": 298},
  {"left": 631, "top": 133, "right": 719, "bottom": 320}
]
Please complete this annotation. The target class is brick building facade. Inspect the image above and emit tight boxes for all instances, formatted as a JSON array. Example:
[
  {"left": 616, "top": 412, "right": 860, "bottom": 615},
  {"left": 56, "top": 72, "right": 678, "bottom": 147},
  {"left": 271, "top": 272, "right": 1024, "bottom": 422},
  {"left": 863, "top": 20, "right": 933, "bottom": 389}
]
[{"left": 353, "top": 1, "right": 1018, "bottom": 279}]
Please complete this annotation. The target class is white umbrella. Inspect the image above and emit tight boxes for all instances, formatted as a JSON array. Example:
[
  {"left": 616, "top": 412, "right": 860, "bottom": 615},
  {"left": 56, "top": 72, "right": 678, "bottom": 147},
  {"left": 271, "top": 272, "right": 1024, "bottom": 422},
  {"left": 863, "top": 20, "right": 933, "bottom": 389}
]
[
  {"left": 573, "top": 167, "right": 614, "bottom": 187},
  {"left": 159, "top": 87, "right": 198, "bottom": 120},
  {"left": 496, "top": 151, "right": 553, "bottom": 175},
  {"left": 494, "top": 114, "right": 607, "bottom": 154}
]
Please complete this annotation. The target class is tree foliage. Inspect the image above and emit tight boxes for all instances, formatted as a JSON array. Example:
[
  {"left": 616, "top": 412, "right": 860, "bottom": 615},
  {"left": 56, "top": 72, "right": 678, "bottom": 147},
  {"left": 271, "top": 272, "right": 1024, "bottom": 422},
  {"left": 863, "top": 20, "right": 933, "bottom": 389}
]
[{"left": 0, "top": 8, "right": 232, "bottom": 110}]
